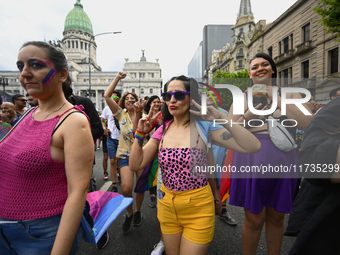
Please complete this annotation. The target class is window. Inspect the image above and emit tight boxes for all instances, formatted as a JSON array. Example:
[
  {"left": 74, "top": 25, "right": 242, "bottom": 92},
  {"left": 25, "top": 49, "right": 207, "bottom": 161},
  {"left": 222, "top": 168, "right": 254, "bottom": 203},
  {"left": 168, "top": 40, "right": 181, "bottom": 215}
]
[
  {"left": 76, "top": 41, "right": 78, "bottom": 48},
  {"left": 81, "top": 42, "right": 83, "bottom": 49},
  {"left": 141, "top": 88, "right": 144, "bottom": 94},
  {"left": 139, "top": 73, "right": 145, "bottom": 78},
  {"left": 278, "top": 42, "right": 282, "bottom": 55},
  {"left": 279, "top": 67, "right": 292, "bottom": 85},
  {"left": 329, "top": 48, "right": 339, "bottom": 74},
  {"left": 149, "top": 73, "right": 154, "bottom": 78},
  {"left": 302, "top": 60, "right": 309, "bottom": 79},
  {"left": 249, "top": 25, "right": 252, "bottom": 32},
  {"left": 283, "top": 37, "right": 289, "bottom": 53},
  {"left": 132, "top": 88, "right": 135, "bottom": 93},
  {"left": 303, "top": 23, "right": 310, "bottom": 42},
  {"left": 240, "top": 28, "right": 243, "bottom": 34},
  {"left": 150, "top": 88, "right": 153, "bottom": 94},
  {"left": 239, "top": 60, "right": 243, "bottom": 67},
  {"left": 72, "top": 41, "right": 74, "bottom": 49},
  {"left": 68, "top": 41, "right": 70, "bottom": 49},
  {"left": 85, "top": 43, "right": 87, "bottom": 51},
  {"left": 268, "top": 47, "right": 273, "bottom": 58}
]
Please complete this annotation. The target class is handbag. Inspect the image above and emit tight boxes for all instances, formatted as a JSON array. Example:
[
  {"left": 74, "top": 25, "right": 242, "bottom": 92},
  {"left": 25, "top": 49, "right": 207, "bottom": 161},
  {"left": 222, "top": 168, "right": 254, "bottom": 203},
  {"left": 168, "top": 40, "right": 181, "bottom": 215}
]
[
  {"left": 267, "top": 115, "right": 297, "bottom": 152},
  {"left": 196, "top": 122, "right": 222, "bottom": 215}
]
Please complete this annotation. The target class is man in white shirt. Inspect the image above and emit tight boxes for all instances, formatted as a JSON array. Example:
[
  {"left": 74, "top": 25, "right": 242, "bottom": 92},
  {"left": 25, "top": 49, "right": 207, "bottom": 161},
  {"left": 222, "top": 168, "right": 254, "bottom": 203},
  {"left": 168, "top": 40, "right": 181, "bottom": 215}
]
[{"left": 101, "top": 91, "right": 121, "bottom": 192}]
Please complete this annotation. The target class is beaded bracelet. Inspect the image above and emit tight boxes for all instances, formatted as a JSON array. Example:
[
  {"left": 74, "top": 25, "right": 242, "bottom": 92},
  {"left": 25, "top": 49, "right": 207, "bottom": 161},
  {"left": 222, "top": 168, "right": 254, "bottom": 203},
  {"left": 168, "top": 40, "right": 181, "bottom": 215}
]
[{"left": 134, "top": 129, "right": 147, "bottom": 140}]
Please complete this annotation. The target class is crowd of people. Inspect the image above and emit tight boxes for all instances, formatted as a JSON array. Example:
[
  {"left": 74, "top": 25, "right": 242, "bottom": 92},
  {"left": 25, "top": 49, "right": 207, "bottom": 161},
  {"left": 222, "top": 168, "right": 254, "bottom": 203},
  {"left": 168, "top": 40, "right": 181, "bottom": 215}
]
[{"left": 0, "top": 42, "right": 339, "bottom": 255}]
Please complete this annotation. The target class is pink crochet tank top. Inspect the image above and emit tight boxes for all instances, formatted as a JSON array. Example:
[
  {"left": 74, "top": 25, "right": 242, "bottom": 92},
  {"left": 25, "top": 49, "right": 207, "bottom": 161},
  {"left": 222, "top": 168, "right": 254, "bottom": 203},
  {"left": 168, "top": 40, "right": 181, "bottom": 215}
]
[
  {"left": 158, "top": 125, "right": 209, "bottom": 191},
  {"left": 0, "top": 105, "right": 86, "bottom": 220}
]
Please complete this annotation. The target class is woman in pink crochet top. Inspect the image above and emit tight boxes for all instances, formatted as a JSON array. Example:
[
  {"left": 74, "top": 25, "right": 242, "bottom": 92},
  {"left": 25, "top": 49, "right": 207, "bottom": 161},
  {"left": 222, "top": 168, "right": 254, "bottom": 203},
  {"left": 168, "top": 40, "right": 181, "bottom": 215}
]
[{"left": 0, "top": 41, "right": 94, "bottom": 255}]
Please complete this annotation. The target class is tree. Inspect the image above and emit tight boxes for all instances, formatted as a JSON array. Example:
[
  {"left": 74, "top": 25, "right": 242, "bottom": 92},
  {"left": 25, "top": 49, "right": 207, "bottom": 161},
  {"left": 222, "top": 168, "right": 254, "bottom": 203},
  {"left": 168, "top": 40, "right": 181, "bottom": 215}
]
[
  {"left": 211, "top": 69, "right": 251, "bottom": 106},
  {"left": 313, "top": 0, "right": 340, "bottom": 41}
]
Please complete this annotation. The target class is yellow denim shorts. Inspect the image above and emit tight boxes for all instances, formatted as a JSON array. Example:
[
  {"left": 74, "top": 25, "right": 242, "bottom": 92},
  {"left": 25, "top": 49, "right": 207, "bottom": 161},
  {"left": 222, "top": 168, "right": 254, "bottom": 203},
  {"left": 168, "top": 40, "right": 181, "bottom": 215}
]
[{"left": 157, "top": 183, "right": 215, "bottom": 244}]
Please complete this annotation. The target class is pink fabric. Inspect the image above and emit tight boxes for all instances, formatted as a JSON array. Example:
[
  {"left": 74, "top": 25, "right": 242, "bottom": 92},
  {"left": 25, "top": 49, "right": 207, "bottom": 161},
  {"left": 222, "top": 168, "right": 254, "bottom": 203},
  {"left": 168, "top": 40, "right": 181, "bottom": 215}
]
[
  {"left": 153, "top": 119, "right": 209, "bottom": 191},
  {"left": 0, "top": 105, "right": 88, "bottom": 220},
  {"left": 151, "top": 120, "right": 172, "bottom": 141}
]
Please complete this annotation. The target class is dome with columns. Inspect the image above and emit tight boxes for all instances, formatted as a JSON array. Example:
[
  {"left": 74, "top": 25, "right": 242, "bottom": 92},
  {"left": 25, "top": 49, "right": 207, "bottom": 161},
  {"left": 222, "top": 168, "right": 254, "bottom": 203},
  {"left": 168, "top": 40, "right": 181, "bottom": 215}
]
[{"left": 64, "top": 0, "right": 93, "bottom": 35}]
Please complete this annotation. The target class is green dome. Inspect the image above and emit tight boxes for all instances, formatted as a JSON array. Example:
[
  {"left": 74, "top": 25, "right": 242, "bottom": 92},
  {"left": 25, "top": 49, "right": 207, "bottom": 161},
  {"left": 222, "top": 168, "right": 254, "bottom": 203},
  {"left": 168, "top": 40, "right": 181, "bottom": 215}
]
[{"left": 64, "top": 0, "right": 93, "bottom": 35}]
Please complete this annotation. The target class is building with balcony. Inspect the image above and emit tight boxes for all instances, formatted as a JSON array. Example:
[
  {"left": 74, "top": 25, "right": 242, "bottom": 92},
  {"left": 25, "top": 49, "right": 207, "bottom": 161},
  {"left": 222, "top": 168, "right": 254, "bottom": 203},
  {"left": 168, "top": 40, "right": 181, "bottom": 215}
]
[{"left": 247, "top": 0, "right": 340, "bottom": 103}]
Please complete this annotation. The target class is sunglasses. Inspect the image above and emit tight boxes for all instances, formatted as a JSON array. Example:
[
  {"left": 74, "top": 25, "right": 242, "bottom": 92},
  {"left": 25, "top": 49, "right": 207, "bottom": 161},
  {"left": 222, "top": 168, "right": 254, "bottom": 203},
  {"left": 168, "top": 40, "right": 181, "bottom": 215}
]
[
  {"left": 161, "top": 91, "right": 190, "bottom": 102},
  {"left": 112, "top": 96, "right": 120, "bottom": 99},
  {"left": 125, "top": 97, "right": 136, "bottom": 101},
  {"left": 17, "top": 99, "right": 27, "bottom": 102}
]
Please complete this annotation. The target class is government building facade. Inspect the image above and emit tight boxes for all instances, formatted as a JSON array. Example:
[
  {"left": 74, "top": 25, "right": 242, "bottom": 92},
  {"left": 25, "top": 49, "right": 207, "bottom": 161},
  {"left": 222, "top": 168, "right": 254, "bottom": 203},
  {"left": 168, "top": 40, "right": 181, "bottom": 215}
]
[{"left": 0, "top": 0, "right": 162, "bottom": 111}]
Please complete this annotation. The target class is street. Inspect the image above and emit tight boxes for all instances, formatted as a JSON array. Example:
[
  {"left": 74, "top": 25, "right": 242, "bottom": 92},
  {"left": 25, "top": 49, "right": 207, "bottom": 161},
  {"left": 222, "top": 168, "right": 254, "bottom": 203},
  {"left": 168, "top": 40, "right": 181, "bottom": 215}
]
[{"left": 77, "top": 148, "right": 296, "bottom": 255}]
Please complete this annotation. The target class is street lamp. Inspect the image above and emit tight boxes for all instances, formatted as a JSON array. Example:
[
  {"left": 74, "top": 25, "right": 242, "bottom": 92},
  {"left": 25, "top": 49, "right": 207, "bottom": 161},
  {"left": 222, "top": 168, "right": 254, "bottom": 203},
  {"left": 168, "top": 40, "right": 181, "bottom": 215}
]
[
  {"left": 0, "top": 76, "right": 9, "bottom": 101},
  {"left": 88, "top": 31, "right": 122, "bottom": 100}
]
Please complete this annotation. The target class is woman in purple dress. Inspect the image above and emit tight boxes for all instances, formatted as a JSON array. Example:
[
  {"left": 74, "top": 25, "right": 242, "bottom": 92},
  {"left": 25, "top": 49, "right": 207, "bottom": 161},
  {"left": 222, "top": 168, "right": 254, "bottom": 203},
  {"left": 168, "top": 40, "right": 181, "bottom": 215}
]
[{"left": 228, "top": 53, "right": 313, "bottom": 255}]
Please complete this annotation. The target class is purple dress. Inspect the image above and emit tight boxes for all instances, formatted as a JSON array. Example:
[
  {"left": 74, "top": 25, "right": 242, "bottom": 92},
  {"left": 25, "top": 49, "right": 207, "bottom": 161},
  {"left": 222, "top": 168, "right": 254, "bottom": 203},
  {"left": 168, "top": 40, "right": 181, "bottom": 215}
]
[{"left": 229, "top": 134, "right": 299, "bottom": 214}]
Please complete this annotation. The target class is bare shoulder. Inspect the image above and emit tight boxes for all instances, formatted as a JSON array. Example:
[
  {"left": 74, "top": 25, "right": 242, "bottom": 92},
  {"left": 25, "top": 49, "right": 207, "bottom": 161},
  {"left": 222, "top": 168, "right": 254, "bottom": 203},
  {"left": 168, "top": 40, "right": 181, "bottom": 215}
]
[{"left": 55, "top": 109, "right": 91, "bottom": 136}]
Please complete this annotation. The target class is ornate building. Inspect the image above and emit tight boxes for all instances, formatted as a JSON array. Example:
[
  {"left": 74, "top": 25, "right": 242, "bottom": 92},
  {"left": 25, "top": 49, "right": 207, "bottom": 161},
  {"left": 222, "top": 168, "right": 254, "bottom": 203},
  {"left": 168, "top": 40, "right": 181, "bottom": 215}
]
[
  {"left": 204, "top": 0, "right": 255, "bottom": 79},
  {"left": 122, "top": 50, "right": 162, "bottom": 98},
  {"left": 0, "top": 0, "right": 162, "bottom": 110},
  {"left": 248, "top": 0, "right": 340, "bottom": 103}
]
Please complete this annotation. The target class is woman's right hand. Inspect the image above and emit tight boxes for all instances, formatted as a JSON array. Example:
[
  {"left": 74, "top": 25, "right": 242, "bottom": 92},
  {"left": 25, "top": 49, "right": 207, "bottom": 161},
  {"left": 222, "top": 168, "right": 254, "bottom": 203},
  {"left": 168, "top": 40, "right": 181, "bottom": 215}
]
[{"left": 243, "top": 103, "right": 268, "bottom": 120}]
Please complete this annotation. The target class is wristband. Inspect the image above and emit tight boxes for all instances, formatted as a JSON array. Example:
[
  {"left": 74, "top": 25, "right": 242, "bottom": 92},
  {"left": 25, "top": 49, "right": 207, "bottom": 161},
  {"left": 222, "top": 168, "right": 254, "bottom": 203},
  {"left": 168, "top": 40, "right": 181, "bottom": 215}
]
[{"left": 134, "top": 129, "right": 146, "bottom": 140}]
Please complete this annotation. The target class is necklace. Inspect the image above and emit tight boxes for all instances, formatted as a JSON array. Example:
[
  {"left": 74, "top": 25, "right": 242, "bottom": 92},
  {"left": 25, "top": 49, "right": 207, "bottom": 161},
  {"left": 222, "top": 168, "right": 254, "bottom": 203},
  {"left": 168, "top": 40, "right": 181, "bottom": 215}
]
[{"left": 34, "top": 101, "right": 68, "bottom": 120}]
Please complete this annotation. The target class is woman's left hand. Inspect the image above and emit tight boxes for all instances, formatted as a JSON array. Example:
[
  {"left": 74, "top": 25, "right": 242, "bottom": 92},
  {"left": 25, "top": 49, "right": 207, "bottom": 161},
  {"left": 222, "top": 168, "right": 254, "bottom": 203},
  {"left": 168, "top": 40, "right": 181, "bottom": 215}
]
[
  {"left": 137, "top": 104, "right": 161, "bottom": 133},
  {"left": 134, "top": 98, "right": 147, "bottom": 115},
  {"left": 190, "top": 99, "right": 224, "bottom": 122}
]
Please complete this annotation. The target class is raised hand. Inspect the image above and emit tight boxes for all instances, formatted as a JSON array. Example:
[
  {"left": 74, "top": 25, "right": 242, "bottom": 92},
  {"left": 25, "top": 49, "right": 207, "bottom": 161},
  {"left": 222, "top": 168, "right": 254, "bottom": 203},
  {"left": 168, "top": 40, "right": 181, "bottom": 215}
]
[
  {"left": 116, "top": 71, "right": 127, "bottom": 80},
  {"left": 134, "top": 98, "right": 147, "bottom": 115},
  {"left": 137, "top": 104, "right": 161, "bottom": 133},
  {"left": 190, "top": 99, "right": 223, "bottom": 122}
]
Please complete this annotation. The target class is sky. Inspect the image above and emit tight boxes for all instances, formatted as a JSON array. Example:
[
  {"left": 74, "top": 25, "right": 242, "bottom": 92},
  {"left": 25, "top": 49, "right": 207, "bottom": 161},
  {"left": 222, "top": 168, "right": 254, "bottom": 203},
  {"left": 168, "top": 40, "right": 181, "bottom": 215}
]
[{"left": 0, "top": 0, "right": 298, "bottom": 83}]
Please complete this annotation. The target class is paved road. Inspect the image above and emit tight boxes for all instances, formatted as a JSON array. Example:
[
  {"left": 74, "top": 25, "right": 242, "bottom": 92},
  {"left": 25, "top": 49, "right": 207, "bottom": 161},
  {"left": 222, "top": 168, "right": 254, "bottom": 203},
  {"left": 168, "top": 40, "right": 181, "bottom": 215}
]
[{"left": 77, "top": 148, "right": 296, "bottom": 255}]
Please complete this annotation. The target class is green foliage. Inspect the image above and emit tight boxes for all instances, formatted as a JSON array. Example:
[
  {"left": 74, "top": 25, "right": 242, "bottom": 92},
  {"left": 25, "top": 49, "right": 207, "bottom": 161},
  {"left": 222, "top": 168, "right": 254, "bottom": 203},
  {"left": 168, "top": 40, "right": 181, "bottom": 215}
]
[
  {"left": 313, "top": 0, "right": 340, "bottom": 41},
  {"left": 211, "top": 69, "right": 251, "bottom": 106}
]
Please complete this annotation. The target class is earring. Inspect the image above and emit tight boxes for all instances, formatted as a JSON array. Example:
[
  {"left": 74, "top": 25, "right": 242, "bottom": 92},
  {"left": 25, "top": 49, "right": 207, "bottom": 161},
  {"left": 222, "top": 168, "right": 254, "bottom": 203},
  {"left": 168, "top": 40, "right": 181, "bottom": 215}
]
[{"left": 60, "top": 79, "right": 63, "bottom": 81}]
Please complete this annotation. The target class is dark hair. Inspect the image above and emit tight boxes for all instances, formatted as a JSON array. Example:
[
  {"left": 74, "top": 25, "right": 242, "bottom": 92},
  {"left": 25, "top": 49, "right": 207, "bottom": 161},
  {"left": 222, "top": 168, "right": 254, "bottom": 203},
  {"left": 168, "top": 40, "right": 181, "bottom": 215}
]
[
  {"left": 329, "top": 87, "right": 340, "bottom": 98},
  {"left": 144, "top": 95, "right": 160, "bottom": 114},
  {"left": 118, "top": 92, "right": 139, "bottom": 111},
  {"left": 12, "top": 94, "right": 25, "bottom": 103},
  {"left": 249, "top": 53, "right": 277, "bottom": 86},
  {"left": 162, "top": 75, "right": 202, "bottom": 131},
  {"left": 113, "top": 90, "right": 121, "bottom": 98},
  {"left": 20, "top": 41, "right": 72, "bottom": 97}
]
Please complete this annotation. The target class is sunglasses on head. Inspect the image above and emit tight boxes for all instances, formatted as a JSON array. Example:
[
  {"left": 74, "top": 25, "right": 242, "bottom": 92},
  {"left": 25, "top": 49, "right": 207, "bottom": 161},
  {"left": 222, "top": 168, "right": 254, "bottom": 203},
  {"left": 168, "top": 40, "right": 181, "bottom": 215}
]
[{"left": 161, "top": 91, "right": 190, "bottom": 102}]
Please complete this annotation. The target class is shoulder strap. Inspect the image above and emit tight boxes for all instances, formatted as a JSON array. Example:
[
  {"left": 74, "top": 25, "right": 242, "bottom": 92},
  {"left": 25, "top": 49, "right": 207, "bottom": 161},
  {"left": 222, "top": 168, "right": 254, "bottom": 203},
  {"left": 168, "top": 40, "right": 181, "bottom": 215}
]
[
  {"left": 52, "top": 111, "right": 82, "bottom": 136},
  {"left": 0, "top": 107, "right": 36, "bottom": 143}
]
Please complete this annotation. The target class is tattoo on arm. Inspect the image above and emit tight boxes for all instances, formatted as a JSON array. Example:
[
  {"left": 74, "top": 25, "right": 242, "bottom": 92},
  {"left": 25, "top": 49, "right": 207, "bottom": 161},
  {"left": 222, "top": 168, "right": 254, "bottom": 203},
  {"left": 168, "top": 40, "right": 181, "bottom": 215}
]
[
  {"left": 138, "top": 139, "right": 144, "bottom": 147},
  {"left": 221, "top": 131, "right": 233, "bottom": 141}
]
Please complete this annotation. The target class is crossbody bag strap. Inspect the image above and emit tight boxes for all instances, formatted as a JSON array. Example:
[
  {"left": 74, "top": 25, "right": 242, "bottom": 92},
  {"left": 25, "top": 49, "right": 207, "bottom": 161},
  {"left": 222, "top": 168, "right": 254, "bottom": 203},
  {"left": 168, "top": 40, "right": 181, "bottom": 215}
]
[{"left": 0, "top": 107, "right": 36, "bottom": 143}]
